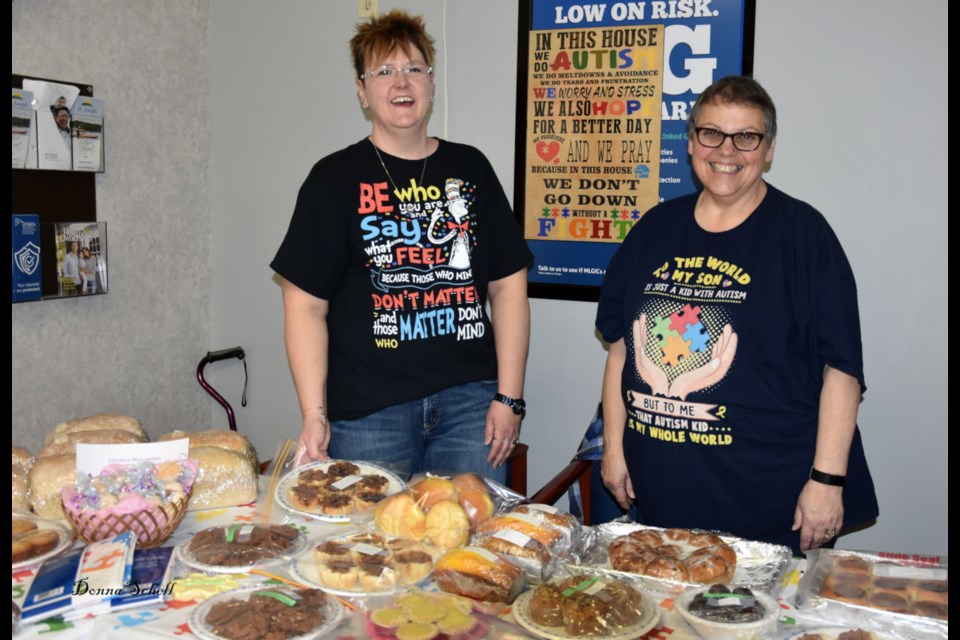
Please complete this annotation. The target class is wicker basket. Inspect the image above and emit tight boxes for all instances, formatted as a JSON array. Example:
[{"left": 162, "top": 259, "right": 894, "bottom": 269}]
[{"left": 62, "top": 494, "right": 189, "bottom": 548}]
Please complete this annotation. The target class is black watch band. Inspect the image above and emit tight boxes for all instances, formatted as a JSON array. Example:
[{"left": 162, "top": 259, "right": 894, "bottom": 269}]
[
  {"left": 493, "top": 393, "right": 526, "bottom": 418},
  {"left": 810, "top": 467, "right": 846, "bottom": 487}
]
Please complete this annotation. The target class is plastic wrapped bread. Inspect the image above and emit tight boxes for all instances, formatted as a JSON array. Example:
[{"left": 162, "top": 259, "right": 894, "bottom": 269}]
[
  {"left": 27, "top": 454, "right": 75, "bottom": 519},
  {"left": 13, "top": 461, "right": 30, "bottom": 512},
  {"left": 434, "top": 545, "right": 526, "bottom": 603},
  {"left": 158, "top": 429, "right": 258, "bottom": 473},
  {"left": 37, "top": 429, "right": 146, "bottom": 459},
  {"left": 12, "top": 447, "right": 34, "bottom": 471},
  {"left": 46, "top": 413, "right": 145, "bottom": 445},
  {"left": 186, "top": 446, "right": 258, "bottom": 510}
]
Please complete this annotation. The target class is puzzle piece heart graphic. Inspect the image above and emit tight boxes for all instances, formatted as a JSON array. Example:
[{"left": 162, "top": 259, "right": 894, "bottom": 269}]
[{"left": 536, "top": 140, "right": 560, "bottom": 163}]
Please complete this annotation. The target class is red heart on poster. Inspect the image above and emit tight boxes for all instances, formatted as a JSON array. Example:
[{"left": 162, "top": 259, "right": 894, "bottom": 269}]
[{"left": 536, "top": 140, "right": 560, "bottom": 163}]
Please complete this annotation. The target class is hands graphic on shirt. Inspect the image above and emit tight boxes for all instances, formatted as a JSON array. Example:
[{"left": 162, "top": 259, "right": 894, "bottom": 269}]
[{"left": 633, "top": 314, "right": 738, "bottom": 401}]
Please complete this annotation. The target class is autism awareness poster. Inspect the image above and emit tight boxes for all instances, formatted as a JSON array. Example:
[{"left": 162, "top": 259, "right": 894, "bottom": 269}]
[{"left": 515, "top": 0, "right": 756, "bottom": 300}]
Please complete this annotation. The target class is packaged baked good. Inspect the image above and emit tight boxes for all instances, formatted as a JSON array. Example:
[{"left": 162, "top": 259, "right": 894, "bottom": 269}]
[
  {"left": 575, "top": 522, "right": 790, "bottom": 596},
  {"left": 293, "top": 531, "right": 440, "bottom": 594},
  {"left": 797, "top": 549, "right": 948, "bottom": 640},
  {"left": 181, "top": 524, "right": 307, "bottom": 572},
  {"left": 473, "top": 526, "right": 555, "bottom": 582},
  {"left": 433, "top": 546, "right": 526, "bottom": 604},
  {"left": 158, "top": 429, "right": 259, "bottom": 473},
  {"left": 13, "top": 460, "right": 30, "bottom": 513},
  {"left": 46, "top": 413, "right": 145, "bottom": 445},
  {"left": 187, "top": 446, "right": 258, "bottom": 510},
  {"left": 189, "top": 585, "right": 341, "bottom": 640},
  {"left": 27, "top": 453, "right": 75, "bottom": 519},
  {"left": 12, "top": 447, "right": 34, "bottom": 471},
  {"left": 365, "top": 590, "right": 488, "bottom": 639},
  {"left": 37, "top": 429, "right": 146, "bottom": 459},
  {"left": 513, "top": 573, "right": 659, "bottom": 638}
]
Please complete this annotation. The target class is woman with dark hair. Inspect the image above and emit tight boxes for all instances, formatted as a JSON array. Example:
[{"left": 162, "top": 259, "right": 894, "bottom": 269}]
[{"left": 596, "top": 76, "right": 878, "bottom": 555}]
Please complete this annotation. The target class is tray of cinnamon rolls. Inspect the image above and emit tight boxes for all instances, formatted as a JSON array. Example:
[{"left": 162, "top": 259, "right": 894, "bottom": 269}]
[{"left": 571, "top": 521, "right": 791, "bottom": 595}]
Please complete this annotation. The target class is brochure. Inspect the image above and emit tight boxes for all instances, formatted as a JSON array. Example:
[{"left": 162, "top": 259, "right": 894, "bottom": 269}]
[
  {"left": 12, "top": 214, "right": 42, "bottom": 302},
  {"left": 63, "top": 546, "right": 176, "bottom": 619},
  {"left": 23, "top": 79, "right": 79, "bottom": 171},
  {"left": 12, "top": 88, "right": 35, "bottom": 169},
  {"left": 54, "top": 221, "right": 107, "bottom": 296},
  {"left": 71, "top": 97, "right": 104, "bottom": 172},
  {"left": 20, "top": 531, "right": 136, "bottom": 624}
]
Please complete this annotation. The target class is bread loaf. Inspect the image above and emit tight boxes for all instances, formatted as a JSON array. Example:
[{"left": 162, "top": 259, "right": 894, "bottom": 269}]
[
  {"left": 37, "top": 429, "right": 145, "bottom": 459},
  {"left": 13, "top": 463, "right": 30, "bottom": 512},
  {"left": 47, "top": 413, "right": 145, "bottom": 445},
  {"left": 27, "top": 454, "right": 75, "bottom": 519},
  {"left": 12, "top": 447, "right": 34, "bottom": 471},
  {"left": 158, "top": 429, "right": 258, "bottom": 473},
  {"left": 433, "top": 546, "right": 525, "bottom": 603},
  {"left": 187, "top": 446, "right": 258, "bottom": 510}
]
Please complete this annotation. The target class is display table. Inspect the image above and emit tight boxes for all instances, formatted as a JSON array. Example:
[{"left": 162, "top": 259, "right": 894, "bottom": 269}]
[{"left": 12, "top": 490, "right": 845, "bottom": 639}]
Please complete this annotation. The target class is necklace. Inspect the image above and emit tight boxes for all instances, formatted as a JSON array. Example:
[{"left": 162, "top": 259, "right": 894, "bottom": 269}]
[{"left": 369, "top": 138, "right": 428, "bottom": 194}]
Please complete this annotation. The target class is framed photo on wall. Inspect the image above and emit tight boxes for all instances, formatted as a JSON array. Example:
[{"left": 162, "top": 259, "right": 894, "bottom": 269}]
[{"left": 514, "top": 0, "right": 756, "bottom": 301}]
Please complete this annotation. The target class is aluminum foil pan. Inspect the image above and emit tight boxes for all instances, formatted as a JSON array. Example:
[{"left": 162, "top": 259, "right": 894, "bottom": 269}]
[
  {"left": 795, "top": 548, "right": 948, "bottom": 640},
  {"left": 569, "top": 521, "right": 791, "bottom": 595}
]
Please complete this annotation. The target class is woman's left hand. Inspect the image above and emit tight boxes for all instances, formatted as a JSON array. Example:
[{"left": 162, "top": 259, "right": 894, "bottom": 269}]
[
  {"left": 485, "top": 401, "right": 521, "bottom": 468},
  {"left": 793, "top": 480, "right": 844, "bottom": 552}
]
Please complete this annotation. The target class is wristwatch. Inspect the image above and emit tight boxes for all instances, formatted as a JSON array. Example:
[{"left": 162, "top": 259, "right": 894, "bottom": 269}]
[{"left": 493, "top": 393, "right": 526, "bottom": 419}]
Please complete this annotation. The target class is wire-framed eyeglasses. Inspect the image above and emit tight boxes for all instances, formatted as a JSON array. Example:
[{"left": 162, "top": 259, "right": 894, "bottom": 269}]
[
  {"left": 693, "top": 127, "right": 766, "bottom": 152},
  {"left": 360, "top": 63, "right": 433, "bottom": 82}
]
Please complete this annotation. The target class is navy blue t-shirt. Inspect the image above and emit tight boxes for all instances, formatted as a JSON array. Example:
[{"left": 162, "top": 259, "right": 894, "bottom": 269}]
[{"left": 596, "top": 184, "right": 878, "bottom": 553}]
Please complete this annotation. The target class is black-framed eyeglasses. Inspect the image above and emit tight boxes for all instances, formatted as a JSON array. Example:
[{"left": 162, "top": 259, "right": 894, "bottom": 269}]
[{"left": 693, "top": 127, "right": 765, "bottom": 152}]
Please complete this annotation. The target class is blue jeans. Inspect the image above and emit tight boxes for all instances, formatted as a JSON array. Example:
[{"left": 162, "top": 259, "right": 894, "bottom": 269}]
[{"left": 328, "top": 379, "right": 506, "bottom": 484}]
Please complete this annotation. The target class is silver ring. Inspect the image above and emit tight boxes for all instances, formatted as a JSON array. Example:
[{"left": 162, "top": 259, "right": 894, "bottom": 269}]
[
  {"left": 824, "top": 528, "right": 837, "bottom": 539},
  {"left": 511, "top": 439, "right": 520, "bottom": 446}
]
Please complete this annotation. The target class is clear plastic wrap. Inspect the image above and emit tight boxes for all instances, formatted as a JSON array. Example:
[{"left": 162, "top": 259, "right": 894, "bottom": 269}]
[
  {"left": 291, "top": 530, "right": 441, "bottom": 596},
  {"left": 177, "top": 523, "right": 309, "bottom": 573},
  {"left": 276, "top": 459, "right": 406, "bottom": 523},
  {"left": 362, "top": 588, "right": 495, "bottom": 638},
  {"left": 674, "top": 584, "right": 780, "bottom": 640},
  {"left": 433, "top": 545, "right": 527, "bottom": 604},
  {"left": 512, "top": 571, "right": 660, "bottom": 639},
  {"left": 572, "top": 520, "right": 791, "bottom": 595},
  {"left": 795, "top": 548, "right": 948, "bottom": 640},
  {"left": 474, "top": 508, "right": 578, "bottom": 560}
]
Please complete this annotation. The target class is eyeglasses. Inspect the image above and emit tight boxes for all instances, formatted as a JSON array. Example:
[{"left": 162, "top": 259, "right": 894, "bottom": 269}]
[
  {"left": 693, "top": 127, "right": 765, "bottom": 152},
  {"left": 360, "top": 63, "right": 433, "bottom": 82}
]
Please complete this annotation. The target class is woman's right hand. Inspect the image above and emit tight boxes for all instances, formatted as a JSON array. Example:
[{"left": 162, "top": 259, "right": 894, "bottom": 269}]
[
  {"left": 601, "top": 449, "right": 636, "bottom": 511},
  {"left": 295, "top": 413, "right": 331, "bottom": 466}
]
